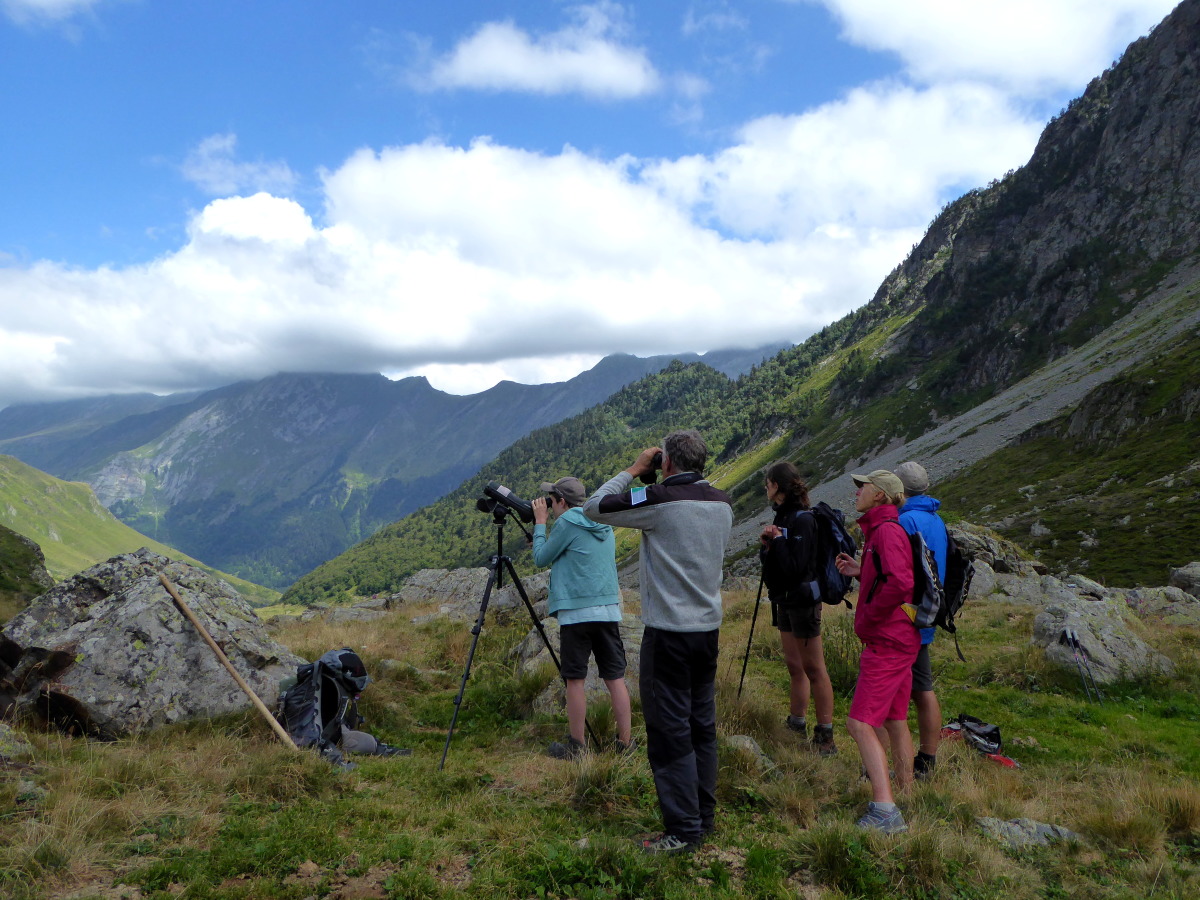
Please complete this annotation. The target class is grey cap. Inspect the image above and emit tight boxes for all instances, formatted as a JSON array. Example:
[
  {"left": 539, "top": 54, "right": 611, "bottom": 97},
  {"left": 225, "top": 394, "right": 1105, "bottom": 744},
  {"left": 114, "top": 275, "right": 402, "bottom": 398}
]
[
  {"left": 895, "top": 461, "right": 930, "bottom": 495},
  {"left": 540, "top": 476, "right": 586, "bottom": 507}
]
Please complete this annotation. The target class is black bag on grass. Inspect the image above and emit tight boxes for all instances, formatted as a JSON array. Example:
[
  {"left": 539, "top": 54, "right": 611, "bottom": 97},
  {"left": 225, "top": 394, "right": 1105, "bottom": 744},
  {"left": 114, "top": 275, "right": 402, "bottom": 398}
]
[{"left": 276, "top": 647, "right": 370, "bottom": 752}]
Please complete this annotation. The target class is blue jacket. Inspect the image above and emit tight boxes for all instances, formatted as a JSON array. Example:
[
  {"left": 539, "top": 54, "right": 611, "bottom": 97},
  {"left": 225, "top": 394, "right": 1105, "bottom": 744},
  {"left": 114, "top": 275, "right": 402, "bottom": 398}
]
[
  {"left": 902, "top": 496, "right": 945, "bottom": 643},
  {"left": 532, "top": 506, "right": 620, "bottom": 614},
  {"left": 898, "top": 494, "right": 948, "bottom": 645}
]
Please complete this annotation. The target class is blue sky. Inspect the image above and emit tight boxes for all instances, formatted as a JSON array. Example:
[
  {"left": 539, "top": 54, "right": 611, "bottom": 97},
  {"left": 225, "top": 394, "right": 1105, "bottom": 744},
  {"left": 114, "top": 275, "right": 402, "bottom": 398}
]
[{"left": 0, "top": 0, "right": 1179, "bottom": 404}]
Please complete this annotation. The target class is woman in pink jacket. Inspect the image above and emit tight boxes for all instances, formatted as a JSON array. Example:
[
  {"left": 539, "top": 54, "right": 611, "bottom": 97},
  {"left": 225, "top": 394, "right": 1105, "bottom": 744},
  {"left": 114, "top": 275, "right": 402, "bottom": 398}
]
[{"left": 835, "top": 469, "right": 920, "bottom": 834}]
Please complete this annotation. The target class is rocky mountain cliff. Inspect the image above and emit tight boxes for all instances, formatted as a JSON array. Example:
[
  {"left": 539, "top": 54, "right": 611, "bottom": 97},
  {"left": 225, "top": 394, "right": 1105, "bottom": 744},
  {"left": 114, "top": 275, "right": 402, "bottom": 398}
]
[{"left": 832, "top": 0, "right": 1199, "bottom": 410}]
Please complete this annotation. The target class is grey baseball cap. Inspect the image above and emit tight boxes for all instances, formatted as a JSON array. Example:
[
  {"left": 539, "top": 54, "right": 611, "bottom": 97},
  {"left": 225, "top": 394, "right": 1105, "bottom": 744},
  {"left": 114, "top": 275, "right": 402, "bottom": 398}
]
[
  {"left": 540, "top": 476, "right": 586, "bottom": 507},
  {"left": 895, "top": 461, "right": 930, "bottom": 495}
]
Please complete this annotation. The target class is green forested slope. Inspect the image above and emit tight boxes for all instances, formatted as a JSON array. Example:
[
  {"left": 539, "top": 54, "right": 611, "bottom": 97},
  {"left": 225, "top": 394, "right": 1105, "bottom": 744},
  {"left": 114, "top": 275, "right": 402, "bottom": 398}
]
[{"left": 0, "top": 455, "right": 279, "bottom": 605}]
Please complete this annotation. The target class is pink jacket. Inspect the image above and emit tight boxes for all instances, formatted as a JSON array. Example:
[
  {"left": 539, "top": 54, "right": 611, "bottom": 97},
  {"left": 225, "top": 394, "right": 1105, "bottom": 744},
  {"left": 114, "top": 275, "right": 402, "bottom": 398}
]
[{"left": 854, "top": 504, "right": 920, "bottom": 655}]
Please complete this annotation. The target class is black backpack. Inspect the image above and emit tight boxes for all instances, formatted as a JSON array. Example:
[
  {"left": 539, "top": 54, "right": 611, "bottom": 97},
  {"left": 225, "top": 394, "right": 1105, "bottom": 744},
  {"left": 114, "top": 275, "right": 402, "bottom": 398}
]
[
  {"left": 806, "top": 501, "right": 858, "bottom": 607},
  {"left": 276, "top": 647, "right": 371, "bottom": 752},
  {"left": 936, "top": 534, "right": 975, "bottom": 660}
]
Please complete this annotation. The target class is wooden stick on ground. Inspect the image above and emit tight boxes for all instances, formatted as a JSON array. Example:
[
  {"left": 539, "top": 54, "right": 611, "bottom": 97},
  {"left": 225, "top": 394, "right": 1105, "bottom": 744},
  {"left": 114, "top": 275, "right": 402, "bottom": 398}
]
[{"left": 158, "top": 572, "right": 298, "bottom": 750}]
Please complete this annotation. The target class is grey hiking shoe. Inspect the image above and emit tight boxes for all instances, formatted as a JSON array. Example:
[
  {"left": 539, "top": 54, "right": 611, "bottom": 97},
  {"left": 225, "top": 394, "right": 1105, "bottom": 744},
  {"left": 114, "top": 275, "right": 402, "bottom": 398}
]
[
  {"left": 856, "top": 802, "right": 908, "bottom": 834},
  {"left": 641, "top": 833, "right": 698, "bottom": 855},
  {"left": 546, "top": 736, "right": 585, "bottom": 760},
  {"left": 785, "top": 715, "right": 808, "bottom": 738}
]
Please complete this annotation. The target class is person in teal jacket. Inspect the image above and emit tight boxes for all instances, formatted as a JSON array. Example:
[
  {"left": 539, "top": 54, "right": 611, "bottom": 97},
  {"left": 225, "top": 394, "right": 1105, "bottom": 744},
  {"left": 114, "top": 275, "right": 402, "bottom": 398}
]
[{"left": 532, "top": 476, "right": 633, "bottom": 759}]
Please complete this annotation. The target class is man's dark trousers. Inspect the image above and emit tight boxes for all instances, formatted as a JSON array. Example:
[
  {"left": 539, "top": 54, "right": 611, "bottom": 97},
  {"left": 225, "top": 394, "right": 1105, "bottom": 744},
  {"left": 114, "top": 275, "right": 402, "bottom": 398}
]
[{"left": 641, "top": 626, "right": 719, "bottom": 843}]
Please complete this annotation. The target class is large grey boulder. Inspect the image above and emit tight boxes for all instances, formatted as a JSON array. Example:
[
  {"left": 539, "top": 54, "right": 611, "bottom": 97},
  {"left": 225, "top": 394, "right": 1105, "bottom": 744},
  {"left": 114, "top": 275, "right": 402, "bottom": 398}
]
[
  {"left": 515, "top": 609, "right": 644, "bottom": 714},
  {"left": 1031, "top": 583, "right": 1174, "bottom": 684},
  {"left": 0, "top": 549, "right": 302, "bottom": 738},
  {"left": 948, "top": 523, "right": 1046, "bottom": 577},
  {"left": 1118, "top": 585, "right": 1200, "bottom": 627},
  {"left": 400, "top": 568, "right": 550, "bottom": 624},
  {"left": 1168, "top": 562, "right": 1200, "bottom": 599}
]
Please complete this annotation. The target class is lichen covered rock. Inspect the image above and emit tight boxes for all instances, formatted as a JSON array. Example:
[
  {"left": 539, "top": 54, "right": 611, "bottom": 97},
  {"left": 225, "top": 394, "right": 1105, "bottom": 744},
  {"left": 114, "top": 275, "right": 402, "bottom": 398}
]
[{"left": 0, "top": 548, "right": 302, "bottom": 737}]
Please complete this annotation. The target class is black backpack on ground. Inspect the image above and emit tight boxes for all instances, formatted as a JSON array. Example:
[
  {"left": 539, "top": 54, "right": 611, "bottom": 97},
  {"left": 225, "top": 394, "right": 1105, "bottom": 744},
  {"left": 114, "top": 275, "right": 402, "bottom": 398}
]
[
  {"left": 806, "top": 501, "right": 857, "bottom": 608},
  {"left": 277, "top": 647, "right": 371, "bottom": 755}
]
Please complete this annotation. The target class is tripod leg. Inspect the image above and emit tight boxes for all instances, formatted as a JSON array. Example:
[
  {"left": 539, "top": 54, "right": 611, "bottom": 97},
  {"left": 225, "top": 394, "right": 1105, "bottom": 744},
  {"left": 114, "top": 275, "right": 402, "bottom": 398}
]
[
  {"left": 439, "top": 559, "right": 498, "bottom": 770},
  {"left": 502, "top": 556, "right": 600, "bottom": 747}
]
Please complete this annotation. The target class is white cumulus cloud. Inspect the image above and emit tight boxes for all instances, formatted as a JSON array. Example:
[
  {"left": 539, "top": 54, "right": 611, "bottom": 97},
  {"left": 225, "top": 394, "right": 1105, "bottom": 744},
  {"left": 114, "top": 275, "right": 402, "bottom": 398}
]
[
  {"left": 0, "top": 78, "right": 1047, "bottom": 405},
  {"left": 414, "top": 2, "right": 662, "bottom": 98}
]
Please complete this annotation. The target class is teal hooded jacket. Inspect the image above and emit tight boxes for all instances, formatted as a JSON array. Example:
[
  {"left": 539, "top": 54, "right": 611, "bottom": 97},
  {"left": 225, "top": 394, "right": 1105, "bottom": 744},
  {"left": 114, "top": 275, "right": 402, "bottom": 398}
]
[{"left": 532, "top": 506, "right": 621, "bottom": 614}]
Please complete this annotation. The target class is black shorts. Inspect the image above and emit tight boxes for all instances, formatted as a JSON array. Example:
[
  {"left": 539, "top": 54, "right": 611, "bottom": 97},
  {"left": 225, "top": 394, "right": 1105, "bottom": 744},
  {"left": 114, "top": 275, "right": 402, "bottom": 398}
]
[
  {"left": 911, "top": 643, "right": 934, "bottom": 693},
  {"left": 771, "top": 600, "right": 822, "bottom": 640},
  {"left": 560, "top": 620, "right": 627, "bottom": 680}
]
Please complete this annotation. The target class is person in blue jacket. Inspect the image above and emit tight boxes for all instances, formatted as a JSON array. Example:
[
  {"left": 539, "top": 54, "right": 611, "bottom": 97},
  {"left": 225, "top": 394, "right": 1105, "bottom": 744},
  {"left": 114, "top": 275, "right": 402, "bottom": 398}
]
[
  {"left": 532, "top": 476, "right": 633, "bottom": 759},
  {"left": 895, "top": 461, "right": 947, "bottom": 779}
]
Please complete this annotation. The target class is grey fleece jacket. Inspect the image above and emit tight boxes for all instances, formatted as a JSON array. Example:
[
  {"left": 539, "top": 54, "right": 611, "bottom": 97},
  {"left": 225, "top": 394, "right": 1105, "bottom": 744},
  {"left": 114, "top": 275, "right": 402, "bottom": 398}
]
[{"left": 582, "top": 470, "right": 732, "bottom": 632}]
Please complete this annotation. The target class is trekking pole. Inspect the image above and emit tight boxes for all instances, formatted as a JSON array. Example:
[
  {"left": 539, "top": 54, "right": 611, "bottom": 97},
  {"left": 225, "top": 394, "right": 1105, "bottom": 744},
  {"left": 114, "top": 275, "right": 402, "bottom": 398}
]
[
  {"left": 159, "top": 573, "right": 298, "bottom": 750},
  {"left": 1069, "top": 628, "right": 1104, "bottom": 705},
  {"left": 1063, "top": 627, "right": 1097, "bottom": 703},
  {"left": 737, "top": 574, "right": 765, "bottom": 698}
]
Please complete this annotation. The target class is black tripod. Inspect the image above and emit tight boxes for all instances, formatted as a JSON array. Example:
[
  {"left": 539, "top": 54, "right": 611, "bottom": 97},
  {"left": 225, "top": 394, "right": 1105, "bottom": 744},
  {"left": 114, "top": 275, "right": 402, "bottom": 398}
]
[{"left": 439, "top": 506, "right": 597, "bottom": 769}]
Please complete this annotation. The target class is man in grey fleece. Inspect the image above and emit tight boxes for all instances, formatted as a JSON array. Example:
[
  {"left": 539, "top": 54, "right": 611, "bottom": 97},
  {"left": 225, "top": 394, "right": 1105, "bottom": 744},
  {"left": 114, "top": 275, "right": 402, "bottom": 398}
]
[{"left": 583, "top": 429, "right": 733, "bottom": 854}]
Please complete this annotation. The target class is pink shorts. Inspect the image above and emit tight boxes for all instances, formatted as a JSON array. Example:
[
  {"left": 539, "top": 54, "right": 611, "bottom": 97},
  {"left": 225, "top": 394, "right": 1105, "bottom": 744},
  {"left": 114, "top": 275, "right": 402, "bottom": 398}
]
[{"left": 849, "top": 643, "right": 916, "bottom": 728}]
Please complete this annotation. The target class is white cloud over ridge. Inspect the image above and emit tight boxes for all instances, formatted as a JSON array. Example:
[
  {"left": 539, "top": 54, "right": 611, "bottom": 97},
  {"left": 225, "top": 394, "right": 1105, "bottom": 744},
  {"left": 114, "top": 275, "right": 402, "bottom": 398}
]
[
  {"left": 414, "top": 2, "right": 662, "bottom": 97},
  {"left": 808, "top": 0, "right": 1179, "bottom": 93},
  {"left": 0, "top": 78, "right": 1046, "bottom": 405}
]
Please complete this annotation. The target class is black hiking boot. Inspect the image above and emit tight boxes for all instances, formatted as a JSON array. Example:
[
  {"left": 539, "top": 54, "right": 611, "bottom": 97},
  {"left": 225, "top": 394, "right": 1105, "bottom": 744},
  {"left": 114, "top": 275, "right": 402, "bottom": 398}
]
[
  {"left": 811, "top": 724, "right": 837, "bottom": 757},
  {"left": 914, "top": 751, "right": 937, "bottom": 780},
  {"left": 546, "top": 736, "right": 585, "bottom": 760},
  {"left": 785, "top": 715, "right": 808, "bottom": 739}
]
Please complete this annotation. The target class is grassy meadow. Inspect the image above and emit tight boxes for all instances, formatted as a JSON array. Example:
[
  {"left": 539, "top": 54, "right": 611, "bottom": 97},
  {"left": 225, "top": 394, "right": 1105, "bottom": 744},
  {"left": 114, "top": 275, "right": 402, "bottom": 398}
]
[{"left": 2, "top": 588, "right": 1198, "bottom": 900}]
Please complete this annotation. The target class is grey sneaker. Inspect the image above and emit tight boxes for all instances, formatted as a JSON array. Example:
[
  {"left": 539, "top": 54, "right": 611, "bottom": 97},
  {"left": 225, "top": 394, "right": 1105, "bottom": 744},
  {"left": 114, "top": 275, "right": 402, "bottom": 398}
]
[
  {"left": 641, "top": 833, "right": 697, "bottom": 855},
  {"left": 546, "top": 736, "right": 585, "bottom": 760},
  {"left": 855, "top": 802, "right": 908, "bottom": 834},
  {"left": 785, "top": 715, "right": 808, "bottom": 738}
]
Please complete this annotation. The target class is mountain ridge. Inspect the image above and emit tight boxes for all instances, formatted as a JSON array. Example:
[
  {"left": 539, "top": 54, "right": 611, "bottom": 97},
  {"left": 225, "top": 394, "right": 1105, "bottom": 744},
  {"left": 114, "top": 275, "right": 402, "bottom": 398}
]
[{"left": 0, "top": 346, "right": 783, "bottom": 588}]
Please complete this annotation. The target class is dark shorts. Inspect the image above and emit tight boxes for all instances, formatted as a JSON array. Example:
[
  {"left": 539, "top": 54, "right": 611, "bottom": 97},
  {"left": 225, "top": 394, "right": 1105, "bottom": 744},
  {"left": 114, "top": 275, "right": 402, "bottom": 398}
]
[
  {"left": 911, "top": 643, "right": 934, "bottom": 693},
  {"left": 771, "top": 600, "right": 822, "bottom": 640},
  {"left": 560, "top": 620, "right": 627, "bottom": 680}
]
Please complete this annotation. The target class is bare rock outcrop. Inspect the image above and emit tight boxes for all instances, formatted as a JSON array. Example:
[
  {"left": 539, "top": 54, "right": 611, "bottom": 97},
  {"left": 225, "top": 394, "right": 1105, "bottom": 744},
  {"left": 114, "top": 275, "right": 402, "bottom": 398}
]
[
  {"left": 0, "top": 549, "right": 301, "bottom": 738},
  {"left": 399, "top": 568, "right": 549, "bottom": 624},
  {"left": 1031, "top": 582, "right": 1174, "bottom": 684},
  {"left": 1168, "top": 562, "right": 1200, "bottom": 599},
  {"left": 1119, "top": 585, "right": 1200, "bottom": 626}
]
